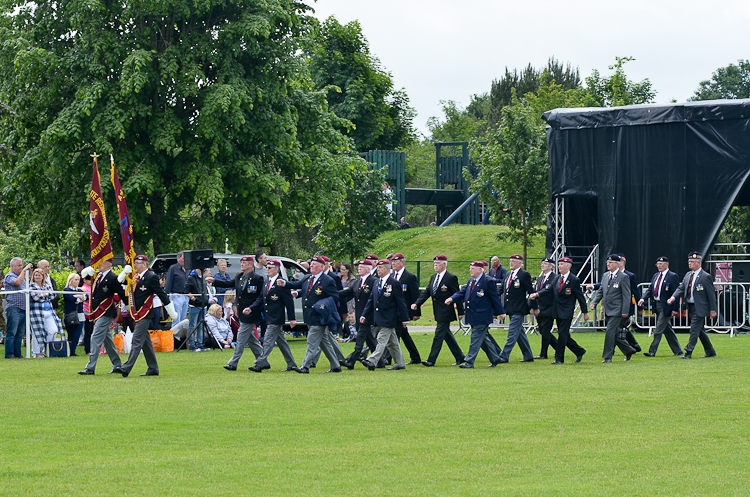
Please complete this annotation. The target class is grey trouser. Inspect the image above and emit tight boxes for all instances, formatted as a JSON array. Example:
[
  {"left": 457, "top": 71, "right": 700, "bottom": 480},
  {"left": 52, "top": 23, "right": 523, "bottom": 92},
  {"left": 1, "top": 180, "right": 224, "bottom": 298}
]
[
  {"left": 602, "top": 315, "right": 636, "bottom": 360},
  {"left": 648, "top": 303, "right": 683, "bottom": 355},
  {"left": 311, "top": 330, "right": 346, "bottom": 365},
  {"left": 255, "top": 324, "right": 297, "bottom": 369},
  {"left": 685, "top": 304, "right": 716, "bottom": 356},
  {"left": 122, "top": 318, "right": 158, "bottom": 374},
  {"left": 84, "top": 316, "right": 121, "bottom": 372},
  {"left": 301, "top": 325, "right": 341, "bottom": 369},
  {"left": 228, "top": 321, "right": 263, "bottom": 368},
  {"left": 366, "top": 326, "right": 405, "bottom": 368}
]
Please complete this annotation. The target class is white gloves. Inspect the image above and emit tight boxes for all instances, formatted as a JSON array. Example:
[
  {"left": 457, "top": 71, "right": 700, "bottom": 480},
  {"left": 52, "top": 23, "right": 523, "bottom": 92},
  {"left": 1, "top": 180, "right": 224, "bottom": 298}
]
[
  {"left": 117, "top": 265, "right": 133, "bottom": 283},
  {"left": 165, "top": 302, "right": 178, "bottom": 321},
  {"left": 81, "top": 266, "right": 96, "bottom": 278}
]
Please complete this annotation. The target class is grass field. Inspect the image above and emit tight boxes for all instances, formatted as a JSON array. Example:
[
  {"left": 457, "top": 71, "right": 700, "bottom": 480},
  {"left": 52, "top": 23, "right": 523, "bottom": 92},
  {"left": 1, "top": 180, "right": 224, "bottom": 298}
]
[{"left": 2, "top": 330, "right": 748, "bottom": 496}]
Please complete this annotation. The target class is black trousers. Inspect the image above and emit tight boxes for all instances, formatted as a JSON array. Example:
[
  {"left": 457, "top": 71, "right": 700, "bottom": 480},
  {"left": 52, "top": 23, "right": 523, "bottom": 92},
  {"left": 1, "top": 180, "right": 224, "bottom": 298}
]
[
  {"left": 426, "top": 321, "right": 464, "bottom": 363},
  {"left": 554, "top": 318, "right": 586, "bottom": 363},
  {"left": 396, "top": 322, "right": 421, "bottom": 362},
  {"left": 536, "top": 315, "right": 558, "bottom": 358},
  {"left": 346, "top": 322, "right": 381, "bottom": 366}
]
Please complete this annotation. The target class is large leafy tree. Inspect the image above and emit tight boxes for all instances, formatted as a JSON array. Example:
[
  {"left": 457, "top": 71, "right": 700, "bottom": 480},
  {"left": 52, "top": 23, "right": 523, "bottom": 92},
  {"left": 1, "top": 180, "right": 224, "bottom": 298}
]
[
  {"left": 469, "top": 92, "right": 548, "bottom": 262},
  {"left": 691, "top": 59, "right": 750, "bottom": 101},
  {"left": 578, "top": 56, "right": 655, "bottom": 107},
  {"left": 306, "top": 17, "right": 415, "bottom": 152},
  {"left": 315, "top": 163, "right": 396, "bottom": 263},
  {"left": 0, "top": 0, "right": 353, "bottom": 255}
]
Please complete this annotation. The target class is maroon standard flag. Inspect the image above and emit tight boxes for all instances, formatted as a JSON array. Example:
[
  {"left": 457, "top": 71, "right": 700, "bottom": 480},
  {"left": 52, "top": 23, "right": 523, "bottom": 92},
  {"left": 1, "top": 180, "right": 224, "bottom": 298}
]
[
  {"left": 110, "top": 155, "right": 135, "bottom": 269},
  {"left": 89, "top": 154, "right": 113, "bottom": 270}
]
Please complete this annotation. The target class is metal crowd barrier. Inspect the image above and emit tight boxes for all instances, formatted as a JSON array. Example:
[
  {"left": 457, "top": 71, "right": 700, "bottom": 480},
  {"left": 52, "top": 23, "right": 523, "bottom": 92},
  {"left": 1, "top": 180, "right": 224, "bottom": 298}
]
[{"left": 635, "top": 282, "right": 746, "bottom": 338}]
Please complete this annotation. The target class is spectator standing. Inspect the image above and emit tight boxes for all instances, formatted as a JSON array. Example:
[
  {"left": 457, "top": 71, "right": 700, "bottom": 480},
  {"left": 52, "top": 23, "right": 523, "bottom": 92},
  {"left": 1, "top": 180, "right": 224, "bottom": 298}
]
[
  {"left": 4, "top": 258, "right": 34, "bottom": 358},
  {"left": 185, "top": 268, "right": 209, "bottom": 351},
  {"left": 29, "top": 268, "right": 65, "bottom": 357},
  {"left": 63, "top": 273, "right": 87, "bottom": 356},
  {"left": 214, "top": 258, "right": 232, "bottom": 305},
  {"left": 165, "top": 251, "right": 188, "bottom": 322},
  {"left": 37, "top": 259, "right": 60, "bottom": 311},
  {"left": 74, "top": 259, "right": 86, "bottom": 275},
  {"left": 0, "top": 268, "right": 5, "bottom": 344},
  {"left": 81, "top": 273, "right": 93, "bottom": 354}
]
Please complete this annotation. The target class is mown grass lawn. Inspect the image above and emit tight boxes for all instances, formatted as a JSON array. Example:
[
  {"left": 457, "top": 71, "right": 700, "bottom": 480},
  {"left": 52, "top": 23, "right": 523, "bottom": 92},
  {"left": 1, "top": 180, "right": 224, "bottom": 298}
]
[{"left": 2, "top": 331, "right": 747, "bottom": 496}]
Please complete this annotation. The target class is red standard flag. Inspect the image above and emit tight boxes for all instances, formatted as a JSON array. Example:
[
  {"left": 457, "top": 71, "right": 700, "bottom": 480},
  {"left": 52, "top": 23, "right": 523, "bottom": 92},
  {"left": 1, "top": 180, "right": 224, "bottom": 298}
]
[
  {"left": 89, "top": 154, "right": 113, "bottom": 269},
  {"left": 110, "top": 155, "right": 135, "bottom": 269}
]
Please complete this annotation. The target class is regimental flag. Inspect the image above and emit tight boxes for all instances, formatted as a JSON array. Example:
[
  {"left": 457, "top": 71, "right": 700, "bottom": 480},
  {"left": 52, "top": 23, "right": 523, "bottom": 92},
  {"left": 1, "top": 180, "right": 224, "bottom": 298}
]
[
  {"left": 110, "top": 155, "right": 135, "bottom": 269},
  {"left": 89, "top": 154, "right": 113, "bottom": 270}
]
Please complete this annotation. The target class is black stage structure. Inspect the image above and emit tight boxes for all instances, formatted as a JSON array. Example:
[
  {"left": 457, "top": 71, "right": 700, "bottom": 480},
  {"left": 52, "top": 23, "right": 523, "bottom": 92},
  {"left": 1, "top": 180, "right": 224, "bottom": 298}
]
[{"left": 542, "top": 99, "right": 750, "bottom": 280}]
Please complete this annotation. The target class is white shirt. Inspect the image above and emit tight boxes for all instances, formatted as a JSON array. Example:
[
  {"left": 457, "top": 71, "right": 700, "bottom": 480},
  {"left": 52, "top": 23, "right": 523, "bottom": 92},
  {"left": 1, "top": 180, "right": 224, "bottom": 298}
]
[
  {"left": 434, "top": 269, "right": 447, "bottom": 289},
  {"left": 394, "top": 268, "right": 404, "bottom": 281},
  {"left": 687, "top": 268, "right": 701, "bottom": 303}
]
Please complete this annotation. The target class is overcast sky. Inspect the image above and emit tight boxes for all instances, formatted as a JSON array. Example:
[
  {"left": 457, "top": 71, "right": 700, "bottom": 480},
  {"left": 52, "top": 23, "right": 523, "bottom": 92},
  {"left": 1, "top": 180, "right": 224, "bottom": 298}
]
[{"left": 310, "top": 0, "right": 750, "bottom": 137}]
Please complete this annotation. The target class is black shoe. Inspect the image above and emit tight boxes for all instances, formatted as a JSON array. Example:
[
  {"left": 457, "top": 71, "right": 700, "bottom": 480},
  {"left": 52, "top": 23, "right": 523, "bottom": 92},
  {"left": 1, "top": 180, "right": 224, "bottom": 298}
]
[
  {"left": 643, "top": 352, "right": 656, "bottom": 357},
  {"left": 223, "top": 365, "right": 237, "bottom": 371},
  {"left": 387, "top": 365, "right": 405, "bottom": 370},
  {"left": 459, "top": 363, "right": 474, "bottom": 369},
  {"left": 452, "top": 359, "right": 466, "bottom": 366},
  {"left": 625, "top": 351, "right": 635, "bottom": 361},
  {"left": 108, "top": 366, "right": 124, "bottom": 374},
  {"left": 406, "top": 360, "right": 421, "bottom": 365},
  {"left": 341, "top": 360, "right": 354, "bottom": 370},
  {"left": 119, "top": 368, "right": 130, "bottom": 377},
  {"left": 681, "top": 353, "right": 692, "bottom": 359},
  {"left": 325, "top": 367, "right": 342, "bottom": 373},
  {"left": 674, "top": 351, "right": 684, "bottom": 356},
  {"left": 294, "top": 367, "right": 310, "bottom": 374},
  {"left": 249, "top": 365, "right": 263, "bottom": 373},
  {"left": 601, "top": 359, "right": 612, "bottom": 363},
  {"left": 575, "top": 349, "right": 586, "bottom": 363},
  {"left": 551, "top": 361, "right": 564, "bottom": 365},
  {"left": 282, "top": 366, "right": 296, "bottom": 372},
  {"left": 494, "top": 358, "right": 509, "bottom": 364},
  {"left": 534, "top": 355, "right": 547, "bottom": 360},
  {"left": 261, "top": 364, "right": 271, "bottom": 370},
  {"left": 77, "top": 370, "right": 94, "bottom": 375},
  {"left": 421, "top": 361, "right": 435, "bottom": 367},
  {"left": 634, "top": 346, "right": 643, "bottom": 353},
  {"left": 361, "top": 360, "right": 376, "bottom": 371},
  {"left": 139, "top": 371, "right": 159, "bottom": 376},
  {"left": 309, "top": 364, "right": 316, "bottom": 369},
  {"left": 520, "top": 358, "right": 534, "bottom": 363},
  {"left": 702, "top": 353, "right": 717, "bottom": 358}
]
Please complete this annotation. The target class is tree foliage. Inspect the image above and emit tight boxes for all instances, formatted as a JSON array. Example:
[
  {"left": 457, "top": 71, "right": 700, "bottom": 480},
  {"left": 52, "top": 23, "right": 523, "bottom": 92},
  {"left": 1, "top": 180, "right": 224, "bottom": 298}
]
[
  {"left": 469, "top": 93, "right": 548, "bottom": 262},
  {"left": 427, "top": 100, "right": 485, "bottom": 142},
  {"left": 578, "top": 56, "right": 655, "bottom": 107},
  {"left": 488, "top": 58, "right": 580, "bottom": 126},
  {"left": 0, "top": 0, "right": 355, "bottom": 256},
  {"left": 691, "top": 59, "right": 750, "bottom": 101},
  {"left": 306, "top": 17, "right": 415, "bottom": 152},
  {"left": 315, "top": 163, "right": 396, "bottom": 262}
]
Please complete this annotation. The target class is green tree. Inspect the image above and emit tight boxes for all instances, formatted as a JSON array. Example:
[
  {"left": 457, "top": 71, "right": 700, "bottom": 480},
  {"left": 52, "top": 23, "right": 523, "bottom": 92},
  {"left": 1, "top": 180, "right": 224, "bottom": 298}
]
[
  {"left": 307, "top": 17, "right": 415, "bottom": 152},
  {"left": 0, "top": 0, "right": 353, "bottom": 256},
  {"left": 469, "top": 92, "right": 548, "bottom": 262},
  {"left": 488, "top": 58, "right": 580, "bottom": 126},
  {"left": 578, "top": 56, "right": 655, "bottom": 107},
  {"left": 315, "top": 162, "right": 396, "bottom": 262},
  {"left": 427, "top": 100, "right": 485, "bottom": 142},
  {"left": 691, "top": 59, "right": 750, "bottom": 100}
]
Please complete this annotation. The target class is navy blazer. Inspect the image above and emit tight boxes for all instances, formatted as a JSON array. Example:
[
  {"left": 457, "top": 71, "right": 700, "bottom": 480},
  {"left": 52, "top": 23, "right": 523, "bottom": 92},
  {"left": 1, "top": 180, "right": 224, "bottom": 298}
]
[
  {"left": 213, "top": 271, "right": 265, "bottom": 323},
  {"left": 284, "top": 272, "right": 339, "bottom": 326},
  {"left": 415, "top": 271, "right": 464, "bottom": 322},
  {"left": 449, "top": 273, "right": 504, "bottom": 326},
  {"left": 640, "top": 270, "right": 680, "bottom": 315},
  {"left": 362, "top": 275, "right": 409, "bottom": 328},
  {"left": 339, "top": 274, "right": 377, "bottom": 324},
  {"left": 263, "top": 277, "right": 295, "bottom": 326},
  {"left": 624, "top": 269, "right": 642, "bottom": 315},
  {"left": 539, "top": 272, "right": 587, "bottom": 320},
  {"left": 533, "top": 272, "right": 557, "bottom": 317},
  {"left": 395, "top": 269, "right": 421, "bottom": 320},
  {"left": 312, "top": 296, "right": 341, "bottom": 325}
]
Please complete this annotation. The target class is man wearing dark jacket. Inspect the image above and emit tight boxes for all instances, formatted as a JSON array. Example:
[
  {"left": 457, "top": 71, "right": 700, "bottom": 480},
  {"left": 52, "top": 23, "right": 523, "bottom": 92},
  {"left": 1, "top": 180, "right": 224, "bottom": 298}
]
[
  {"left": 638, "top": 256, "right": 683, "bottom": 357},
  {"left": 532, "top": 257, "right": 558, "bottom": 359},
  {"left": 531, "top": 257, "right": 589, "bottom": 364},
  {"left": 498, "top": 255, "right": 536, "bottom": 363},
  {"left": 360, "top": 260, "right": 409, "bottom": 371},
  {"left": 78, "top": 260, "right": 127, "bottom": 375},
  {"left": 413, "top": 255, "right": 465, "bottom": 366},
  {"left": 339, "top": 260, "right": 381, "bottom": 369},
  {"left": 249, "top": 260, "right": 298, "bottom": 372},
  {"left": 387, "top": 253, "right": 422, "bottom": 365},
  {"left": 185, "top": 268, "right": 209, "bottom": 351},
  {"left": 278, "top": 256, "right": 342, "bottom": 373},
  {"left": 118, "top": 255, "right": 177, "bottom": 377},
  {"left": 211, "top": 255, "right": 265, "bottom": 370}
]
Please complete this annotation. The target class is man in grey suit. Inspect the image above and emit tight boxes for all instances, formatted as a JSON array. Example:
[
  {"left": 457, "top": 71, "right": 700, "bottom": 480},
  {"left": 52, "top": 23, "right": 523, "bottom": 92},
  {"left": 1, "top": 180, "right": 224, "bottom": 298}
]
[
  {"left": 590, "top": 254, "right": 637, "bottom": 363},
  {"left": 667, "top": 252, "right": 717, "bottom": 359}
]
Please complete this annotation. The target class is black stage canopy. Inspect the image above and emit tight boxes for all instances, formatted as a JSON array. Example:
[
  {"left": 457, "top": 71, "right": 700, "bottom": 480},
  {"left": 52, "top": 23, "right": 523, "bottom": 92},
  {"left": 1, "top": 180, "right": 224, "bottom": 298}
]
[{"left": 542, "top": 99, "right": 750, "bottom": 279}]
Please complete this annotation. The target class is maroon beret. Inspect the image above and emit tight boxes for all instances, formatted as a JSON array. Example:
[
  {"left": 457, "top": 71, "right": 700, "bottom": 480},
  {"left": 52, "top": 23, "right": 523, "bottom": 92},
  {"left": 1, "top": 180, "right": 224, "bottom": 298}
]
[
  {"left": 240, "top": 255, "right": 254, "bottom": 262},
  {"left": 365, "top": 254, "right": 379, "bottom": 260},
  {"left": 134, "top": 255, "right": 149, "bottom": 263},
  {"left": 376, "top": 259, "right": 391, "bottom": 266},
  {"left": 509, "top": 254, "right": 523, "bottom": 261},
  {"left": 266, "top": 260, "right": 281, "bottom": 267},
  {"left": 559, "top": 257, "right": 573, "bottom": 264},
  {"left": 391, "top": 253, "right": 405, "bottom": 261},
  {"left": 433, "top": 255, "right": 448, "bottom": 261}
]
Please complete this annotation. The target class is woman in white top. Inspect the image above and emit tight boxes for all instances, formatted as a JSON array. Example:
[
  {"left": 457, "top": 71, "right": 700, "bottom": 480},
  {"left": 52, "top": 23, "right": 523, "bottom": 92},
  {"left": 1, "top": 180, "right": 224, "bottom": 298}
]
[{"left": 205, "top": 304, "right": 233, "bottom": 349}]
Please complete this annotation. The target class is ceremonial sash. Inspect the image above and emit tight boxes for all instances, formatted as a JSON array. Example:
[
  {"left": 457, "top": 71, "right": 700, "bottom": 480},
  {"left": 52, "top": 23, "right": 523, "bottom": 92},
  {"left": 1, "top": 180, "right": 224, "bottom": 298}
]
[
  {"left": 90, "top": 296, "right": 115, "bottom": 320},
  {"left": 130, "top": 294, "right": 155, "bottom": 322}
]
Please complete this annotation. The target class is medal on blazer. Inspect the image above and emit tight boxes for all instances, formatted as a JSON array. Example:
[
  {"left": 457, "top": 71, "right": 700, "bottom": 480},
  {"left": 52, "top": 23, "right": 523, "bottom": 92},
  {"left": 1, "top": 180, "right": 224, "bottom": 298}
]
[
  {"left": 139, "top": 285, "right": 146, "bottom": 291},
  {"left": 103, "top": 286, "right": 109, "bottom": 292},
  {"left": 565, "top": 288, "right": 571, "bottom": 295},
  {"left": 384, "top": 284, "right": 392, "bottom": 297},
  {"left": 271, "top": 294, "right": 279, "bottom": 301},
  {"left": 544, "top": 283, "right": 551, "bottom": 289},
  {"left": 440, "top": 285, "right": 448, "bottom": 292},
  {"left": 314, "top": 287, "right": 322, "bottom": 295},
  {"left": 696, "top": 284, "right": 704, "bottom": 291},
  {"left": 363, "top": 285, "right": 371, "bottom": 293},
  {"left": 613, "top": 282, "right": 619, "bottom": 288},
  {"left": 248, "top": 285, "right": 257, "bottom": 293},
  {"left": 477, "top": 290, "right": 485, "bottom": 297},
  {"left": 513, "top": 280, "right": 520, "bottom": 288},
  {"left": 402, "top": 284, "right": 407, "bottom": 291}
]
